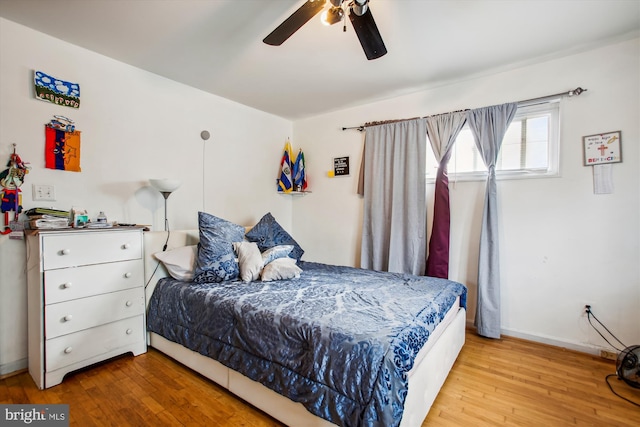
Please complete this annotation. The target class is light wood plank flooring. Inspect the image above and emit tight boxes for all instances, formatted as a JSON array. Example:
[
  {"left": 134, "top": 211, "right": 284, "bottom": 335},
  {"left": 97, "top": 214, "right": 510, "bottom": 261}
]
[{"left": 2, "top": 330, "right": 639, "bottom": 426}]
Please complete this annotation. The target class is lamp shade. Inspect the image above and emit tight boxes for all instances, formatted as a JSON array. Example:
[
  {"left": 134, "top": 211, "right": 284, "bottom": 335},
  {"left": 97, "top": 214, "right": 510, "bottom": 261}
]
[
  {"left": 149, "top": 179, "right": 181, "bottom": 193},
  {"left": 150, "top": 179, "right": 181, "bottom": 232}
]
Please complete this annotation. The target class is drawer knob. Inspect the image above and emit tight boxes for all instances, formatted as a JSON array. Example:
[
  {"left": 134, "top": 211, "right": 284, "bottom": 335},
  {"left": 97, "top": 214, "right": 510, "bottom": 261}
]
[
  {"left": 124, "top": 272, "right": 132, "bottom": 278},
  {"left": 126, "top": 329, "right": 133, "bottom": 335},
  {"left": 125, "top": 301, "right": 132, "bottom": 307},
  {"left": 122, "top": 243, "right": 131, "bottom": 250},
  {"left": 61, "top": 248, "right": 71, "bottom": 255},
  {"left": 63, "top": 315, "right": 73, "bottom": 322},
  {"left": 62, "top": 282, "right": 73, "bottom": 289},
  {"left": 64, "top": 347, "right": 73, "bottom": 354}
]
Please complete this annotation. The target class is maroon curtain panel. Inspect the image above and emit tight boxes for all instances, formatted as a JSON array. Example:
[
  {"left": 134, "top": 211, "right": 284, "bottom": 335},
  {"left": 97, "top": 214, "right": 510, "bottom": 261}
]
[
  {"left": 425, "top": 112, "right": 466, "bottom": 278},
  {"left": 426, "top": 156, "right": 452, "bottom": 278}
]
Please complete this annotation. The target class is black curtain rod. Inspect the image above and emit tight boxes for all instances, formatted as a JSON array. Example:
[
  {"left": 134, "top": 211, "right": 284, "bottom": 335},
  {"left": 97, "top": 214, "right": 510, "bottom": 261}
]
[{"left": 341, "top": 87, "right": 587, "bottom": 131}]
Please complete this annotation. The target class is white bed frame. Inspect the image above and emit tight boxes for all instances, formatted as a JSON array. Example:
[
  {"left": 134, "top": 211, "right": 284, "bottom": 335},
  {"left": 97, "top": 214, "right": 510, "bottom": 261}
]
[{"left": 144, "top": 230, "right": 466, "bottom": 427}]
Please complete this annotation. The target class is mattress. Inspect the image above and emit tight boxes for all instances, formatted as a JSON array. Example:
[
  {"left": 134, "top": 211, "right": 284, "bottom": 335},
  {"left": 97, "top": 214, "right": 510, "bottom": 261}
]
[{"left": 147, "top": 261, "right": 467, "bottom": 427}]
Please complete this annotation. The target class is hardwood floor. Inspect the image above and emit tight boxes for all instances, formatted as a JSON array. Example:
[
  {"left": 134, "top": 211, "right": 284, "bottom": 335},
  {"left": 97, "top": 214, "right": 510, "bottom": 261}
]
[
  {"left": 428, "top": 332, "right": 640, "bottom": 426},
  {"left": 2, "top": 330, "right": 639, "bottom": 426}
]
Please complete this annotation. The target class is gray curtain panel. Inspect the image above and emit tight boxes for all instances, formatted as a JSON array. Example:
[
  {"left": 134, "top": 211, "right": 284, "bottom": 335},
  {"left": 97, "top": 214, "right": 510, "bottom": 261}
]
[
  {"left": 466, "top": 103, "right": 518, "bottom": 339},
  {"left": 425, "top": 111, "right": 467, "bottom": 279},
  {"left": 360, "top": 118, "right": 427, "bottom": 275}
]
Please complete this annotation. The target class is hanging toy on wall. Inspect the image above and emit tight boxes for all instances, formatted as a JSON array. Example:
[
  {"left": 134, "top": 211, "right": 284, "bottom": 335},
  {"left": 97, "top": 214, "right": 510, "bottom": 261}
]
[{"left": 0, "top": 144, "right": 31, "bottom": 235}]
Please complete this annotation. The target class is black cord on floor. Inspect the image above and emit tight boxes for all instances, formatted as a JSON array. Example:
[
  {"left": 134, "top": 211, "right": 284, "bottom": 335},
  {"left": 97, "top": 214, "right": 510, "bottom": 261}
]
[
  {"left": 586, "top": 307, "right": 640, "bottom": 407},
  {"left": 605, "top": 374, "right": 640, "bottom": 407}
]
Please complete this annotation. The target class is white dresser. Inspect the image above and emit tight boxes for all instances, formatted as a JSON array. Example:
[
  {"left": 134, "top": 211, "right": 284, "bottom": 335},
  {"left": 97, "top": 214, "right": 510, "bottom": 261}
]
[{"left": 26, "top": 227, "right": 147, "bottom": 389}]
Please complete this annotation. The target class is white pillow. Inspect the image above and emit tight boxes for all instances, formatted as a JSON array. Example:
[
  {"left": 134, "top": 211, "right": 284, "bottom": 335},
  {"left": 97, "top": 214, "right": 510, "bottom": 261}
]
[
  {"left": 233, "top": 241, "right": 263, "bottom": 282},
  {"left": 260, "top": 257, "right": 302, "bottom": 282},
  {"left": 154, "top": 245, "right": 198, "bottom": 281}
]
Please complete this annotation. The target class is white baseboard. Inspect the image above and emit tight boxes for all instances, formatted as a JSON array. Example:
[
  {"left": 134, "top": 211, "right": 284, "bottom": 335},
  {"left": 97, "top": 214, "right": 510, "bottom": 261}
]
[
  {"left": 465, "top": 320, "right": 608, "bottom": 356},
  {"left": 1, "top": 358, "right": 27, "bottom": 377}
]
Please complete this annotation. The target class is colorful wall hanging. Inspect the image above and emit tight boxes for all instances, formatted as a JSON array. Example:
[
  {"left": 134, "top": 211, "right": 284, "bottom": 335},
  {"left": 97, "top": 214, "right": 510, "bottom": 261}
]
[
  {"left": 45, "top": 116, "right": 81, "bottom": 172},
  {"left": 34, "top": 70, "right": 80, "bottom": 109},
  {"left": 0, "top": 144, "right": 30, "bottom": 234}
]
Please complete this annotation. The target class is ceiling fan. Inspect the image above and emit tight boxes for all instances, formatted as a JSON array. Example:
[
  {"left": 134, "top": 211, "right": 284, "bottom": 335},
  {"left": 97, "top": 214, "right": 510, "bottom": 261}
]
[{"left": 263, "top": 0, "right": 387, "bottom": 60}]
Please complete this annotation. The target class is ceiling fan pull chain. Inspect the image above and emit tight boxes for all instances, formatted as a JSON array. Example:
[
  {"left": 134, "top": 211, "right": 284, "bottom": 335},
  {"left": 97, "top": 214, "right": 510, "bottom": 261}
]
[{"left": 343, "top": 2, "right": 348, "bottom": 32}]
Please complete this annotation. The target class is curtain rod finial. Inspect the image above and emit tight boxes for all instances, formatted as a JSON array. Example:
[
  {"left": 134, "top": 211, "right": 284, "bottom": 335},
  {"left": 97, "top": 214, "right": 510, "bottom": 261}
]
[{"left": 569, "top": 87, "right": 587, "bottom": 97}]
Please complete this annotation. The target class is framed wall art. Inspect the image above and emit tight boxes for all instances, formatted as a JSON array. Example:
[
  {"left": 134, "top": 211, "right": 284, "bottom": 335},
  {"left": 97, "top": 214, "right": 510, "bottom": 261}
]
[
  {"left": 34, "top": 70, "right": 80, "bottom": 109},
  {"left": 583, "top": 131, "right": 622, "bottom": 166},
  {"left": 333, "top": 156, "right": 350, "bottom": 176}
]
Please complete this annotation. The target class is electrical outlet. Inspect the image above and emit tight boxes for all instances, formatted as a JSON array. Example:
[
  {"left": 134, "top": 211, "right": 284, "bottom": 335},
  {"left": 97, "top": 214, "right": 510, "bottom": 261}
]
[
  {"left": 32, "top": 184, "right": 56, "bottom": 201},
  {"left": 581, "top": 303, "right": 591, "bottom": 317},
  {"left": 600, "top": 350, "right": 617, "bottom": 361}
]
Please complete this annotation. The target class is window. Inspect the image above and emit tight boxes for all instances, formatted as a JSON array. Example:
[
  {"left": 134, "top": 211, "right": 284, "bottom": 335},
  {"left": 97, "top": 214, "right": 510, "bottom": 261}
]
[{"left": 426, "top": 100, "right": 560, "bottom": 181}]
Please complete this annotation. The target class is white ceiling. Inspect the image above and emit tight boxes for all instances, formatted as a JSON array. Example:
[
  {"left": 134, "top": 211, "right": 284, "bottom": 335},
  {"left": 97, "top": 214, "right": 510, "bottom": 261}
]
[{"left": 1, "top": 0, "right": 638, "bottom": 120}]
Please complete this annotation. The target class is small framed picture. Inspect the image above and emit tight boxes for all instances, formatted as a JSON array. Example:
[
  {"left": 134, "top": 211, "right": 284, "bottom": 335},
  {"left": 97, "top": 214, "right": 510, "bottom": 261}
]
[
  {"left": 583, "top": 131, "right": 622, "bottom": 166},
  {"left": 333, "top": 156, "right": 350, "bottom": 176}
]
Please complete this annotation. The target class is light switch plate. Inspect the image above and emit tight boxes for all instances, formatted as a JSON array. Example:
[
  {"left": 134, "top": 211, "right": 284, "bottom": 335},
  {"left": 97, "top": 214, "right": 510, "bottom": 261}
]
[{"left": 33, "top": 184, "right": 56, "bottom": 201}]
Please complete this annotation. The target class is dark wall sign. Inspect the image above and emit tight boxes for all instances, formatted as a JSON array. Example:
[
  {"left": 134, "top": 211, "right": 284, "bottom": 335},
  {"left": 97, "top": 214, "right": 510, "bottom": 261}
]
[{"left": 333, "top": 156, "right": 350, "bottom": 176}]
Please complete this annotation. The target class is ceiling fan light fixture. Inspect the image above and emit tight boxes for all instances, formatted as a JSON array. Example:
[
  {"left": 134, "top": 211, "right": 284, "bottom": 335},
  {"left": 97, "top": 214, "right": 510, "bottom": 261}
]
[
  {"left": 321, "top": 6, "right": 344, "bottom": 26},
  {"left": 352, "top": 0, "right": 369, "bottom": 16},
  {"left": 264, "top": 0, "right": 386, "bottom": 60}
]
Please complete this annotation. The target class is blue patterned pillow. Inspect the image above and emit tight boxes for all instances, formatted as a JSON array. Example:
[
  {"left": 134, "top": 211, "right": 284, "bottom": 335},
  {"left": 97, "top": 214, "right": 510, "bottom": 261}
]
[
  {"left": 261, "top": 245, "right": 294, "bottom": 265},
  {"left": 193, "top": 211, "right": 245, "bottom": 283},
  {"left": 246, "top": 213, "right": 304, "bottom": 262}
]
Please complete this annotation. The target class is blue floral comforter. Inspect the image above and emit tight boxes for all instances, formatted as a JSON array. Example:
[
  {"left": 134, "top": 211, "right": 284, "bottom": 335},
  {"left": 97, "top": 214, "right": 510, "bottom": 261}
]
[{"left": 147, "top": 261, "right": 467, "bottom": 427}]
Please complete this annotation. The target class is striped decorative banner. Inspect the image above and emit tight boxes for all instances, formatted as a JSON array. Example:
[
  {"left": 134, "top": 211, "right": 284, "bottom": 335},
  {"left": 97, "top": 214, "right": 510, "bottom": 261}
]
[{"left": 45, "top": 126, "right": 81, "bottom": 172}]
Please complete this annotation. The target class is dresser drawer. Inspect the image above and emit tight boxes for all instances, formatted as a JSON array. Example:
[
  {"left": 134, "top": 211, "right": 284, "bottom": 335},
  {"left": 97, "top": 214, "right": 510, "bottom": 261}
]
[
  {"left": 46, "top": 315, "right": 145, "bottom": 372},
  {"left": 44, "top": 259, "right": 143, "bottom": 304},
  {"left": 45, "top": 288, "right": 144, "bottom": 339},
  {"left": 42, "top": 231, "right": 142, "bottom": 270}
]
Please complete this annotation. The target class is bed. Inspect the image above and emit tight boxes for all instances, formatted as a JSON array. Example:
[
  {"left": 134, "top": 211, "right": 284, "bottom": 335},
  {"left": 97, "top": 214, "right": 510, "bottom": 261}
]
[{"left": 143, "top": 216, "right": 466, "bottom": 427}]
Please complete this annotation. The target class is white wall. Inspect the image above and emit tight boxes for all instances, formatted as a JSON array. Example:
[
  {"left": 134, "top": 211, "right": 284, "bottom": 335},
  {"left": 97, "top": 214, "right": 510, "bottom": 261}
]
[
  {"left": 293, "top": 37, "right": 640, "bottom": 355},
  {"left": 1, "top": 17, "right": 637, "bottom": 377},
  {"left": 0, "top": 18, "right": 293, "bottom": 375}
]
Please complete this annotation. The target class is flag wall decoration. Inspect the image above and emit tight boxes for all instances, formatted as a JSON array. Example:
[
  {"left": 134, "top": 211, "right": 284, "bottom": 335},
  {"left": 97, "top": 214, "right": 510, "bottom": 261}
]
[
  {"left": 277, "top": 140, "right": 293, "bottom": 192},
  {"left": 45, "top": 125, "right": 82, "bottom": 172},
  {"left": 293, "top": 148, "right": 308, "bottom": 192}
]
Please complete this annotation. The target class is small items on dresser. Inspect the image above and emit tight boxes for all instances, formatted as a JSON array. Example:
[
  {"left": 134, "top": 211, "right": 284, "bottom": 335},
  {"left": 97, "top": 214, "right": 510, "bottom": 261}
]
[
  {"left": 86, "top": 210, "right": 113, "bottom": 228},
  {"left": 24, "top": 207, "right": 70, "bottom": 230},
  {"left": 70, "top": 206, "right": 88, "bottom": 228},
  {"left": 27, "top": 216, "right": 70, "bottom": 229}
]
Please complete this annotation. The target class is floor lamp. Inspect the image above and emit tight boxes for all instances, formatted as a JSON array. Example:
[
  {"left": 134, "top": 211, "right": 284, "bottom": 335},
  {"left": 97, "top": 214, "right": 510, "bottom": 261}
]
[{"left": 150, "top": 179, "right": 181, "bottom": 231}]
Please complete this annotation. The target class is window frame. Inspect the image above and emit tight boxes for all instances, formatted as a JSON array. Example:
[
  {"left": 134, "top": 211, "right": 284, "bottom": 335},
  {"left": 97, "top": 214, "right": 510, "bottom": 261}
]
[{"left": 426, "top": 99, "right": 561, "bottom": 182}]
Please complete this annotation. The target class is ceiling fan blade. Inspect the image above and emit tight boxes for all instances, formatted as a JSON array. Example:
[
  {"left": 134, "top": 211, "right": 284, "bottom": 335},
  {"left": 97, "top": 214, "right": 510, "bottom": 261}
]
[
  {"left": 263, "top": 0, "right": 327, "bottom": 46},
  {"left": 348, "top": 5, "right": 387, "bottom": 60}
]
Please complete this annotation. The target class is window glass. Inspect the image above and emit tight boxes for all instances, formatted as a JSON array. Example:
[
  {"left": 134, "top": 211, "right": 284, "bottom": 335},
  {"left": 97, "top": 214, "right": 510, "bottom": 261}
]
[{"left": 427, "top": 100, "right": 560, "bottom": 180}]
